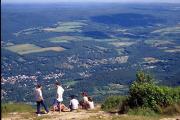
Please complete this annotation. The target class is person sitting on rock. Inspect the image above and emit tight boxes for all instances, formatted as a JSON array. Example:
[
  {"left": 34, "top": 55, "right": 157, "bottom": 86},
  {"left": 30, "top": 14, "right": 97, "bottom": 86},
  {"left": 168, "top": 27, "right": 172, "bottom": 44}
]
[
  {"left": 87, "top": 97, "right": 95, "bottom": 109},
  {"left": 69, "top": 95, "right": 79, "bottom": 111},
  {"left": 79, "top": 92, "right": 89, "bottom": 109},
  {"left": 52, "top": 101, "right": 70, "bottom": 112}
]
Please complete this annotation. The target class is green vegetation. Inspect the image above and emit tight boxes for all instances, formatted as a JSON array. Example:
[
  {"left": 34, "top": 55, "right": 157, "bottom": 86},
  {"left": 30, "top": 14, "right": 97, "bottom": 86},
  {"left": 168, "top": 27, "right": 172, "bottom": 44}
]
[
  {"left": 94, "top": 84, "right": 129, "bottom": 96},
  {"left": 1, "top": 103, "right": 34, "bottom": 117},
  {"left": 101, "top": 96, "right": 126, "bottom": 112},
  {"left": 88, "top": 114, "right": 159, "bottom": 120},
  {"left": 101, "top": 71, "right": 180, "bottom": 116},
  {"left": 127, "top": 107, "right": 158, "bottom": 117},
  {"left": 129, "top": 71, "right": 180, "bottom": 113}
]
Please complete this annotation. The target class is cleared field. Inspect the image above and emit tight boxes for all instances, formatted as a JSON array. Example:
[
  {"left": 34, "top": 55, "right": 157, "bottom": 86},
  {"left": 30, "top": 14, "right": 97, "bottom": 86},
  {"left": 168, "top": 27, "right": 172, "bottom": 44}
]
[
  {"left": 144, "top": 40, "right": 180, "bottom": 53},
  {"left": 49, "top": 36, "right": 125, "bottom": 43},
  {"left": 143, "top": 57, "right": 165, "bottom": 64},
  {"left": 151, "top": 26, "right": 180, "bottom": 35},
  {"left": 5, "top": 44, "right": 65, "bottom": 55},
  {"left": 145, "top": 40, "right": 174, "bottom": 47},
  {"left": 58, "top": 21, "right": 87, "bottom": 26},
  {"left": 14, "top": 27, "right": 40, "bottom": 36},
  {"left": 43, "top": 26, "right": 82, "bottom": 32},
  {"left": 109, "top": 41, "right": 135, "bottom": 47},
  {"left": 49, "top": 36, "right": 78, "bottom": 43},
  {"left": 14, "top": 22, "right": 87, "bottom": 36},
  {"left": 164, "top": 49, "right": 180, "bottom": 53},
  {"left": 49, "top": 36, "right": 94, "bottom": 43},
  {"left": 43, "top": 21, "right": 87, "bottom": 33}
]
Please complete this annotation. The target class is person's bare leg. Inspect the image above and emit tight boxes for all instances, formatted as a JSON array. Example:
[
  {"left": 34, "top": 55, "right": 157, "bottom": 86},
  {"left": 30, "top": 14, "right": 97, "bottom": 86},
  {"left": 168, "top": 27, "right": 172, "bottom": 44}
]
[
  {"left": 58, "top": 103, "right": 61, "bottom": 113},
  {"left": 53, "top": 106, "right": 55, "bottom": 112}
]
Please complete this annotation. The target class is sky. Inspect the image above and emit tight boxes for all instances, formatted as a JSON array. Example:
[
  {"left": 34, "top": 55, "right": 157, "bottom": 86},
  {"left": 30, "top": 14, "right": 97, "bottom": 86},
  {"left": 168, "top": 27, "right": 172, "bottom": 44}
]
[{"left": 2, "top": 0, "right": 180, "bottom": 4}]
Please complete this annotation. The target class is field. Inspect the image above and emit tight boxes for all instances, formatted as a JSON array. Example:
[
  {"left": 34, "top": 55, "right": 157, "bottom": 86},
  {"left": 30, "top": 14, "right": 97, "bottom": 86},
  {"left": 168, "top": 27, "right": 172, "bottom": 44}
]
[
  {"left": 5, "top": 44, "right": 65, "bottom": 55},
  {"left": 43, "top": 21, "right": 87, "bottom": 32}
]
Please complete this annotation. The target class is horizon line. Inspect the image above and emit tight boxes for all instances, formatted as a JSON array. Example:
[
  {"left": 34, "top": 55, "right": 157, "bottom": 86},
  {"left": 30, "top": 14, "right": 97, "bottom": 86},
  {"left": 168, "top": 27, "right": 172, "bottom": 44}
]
[{"left": 2, "top": 1, "right": 180, "bottom": 4}]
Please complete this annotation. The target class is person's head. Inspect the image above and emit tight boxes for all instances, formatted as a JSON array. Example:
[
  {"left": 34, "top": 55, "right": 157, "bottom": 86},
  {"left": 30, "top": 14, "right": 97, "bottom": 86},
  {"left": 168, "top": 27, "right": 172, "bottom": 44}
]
[
  {"left": 36, "top": 84, "right": 42, "bottom": 89},
  {"left": 88, "top": 97, "right": 93, "bottom": 102},
  {"left": 55, "top": 82, "right": 60, "bottom": 87},
  {"left": 70, "top": 95, "right": 76, "bottom": 99},
  {"left": 81, "top": 92, "right": 88, "bottom": 97}
]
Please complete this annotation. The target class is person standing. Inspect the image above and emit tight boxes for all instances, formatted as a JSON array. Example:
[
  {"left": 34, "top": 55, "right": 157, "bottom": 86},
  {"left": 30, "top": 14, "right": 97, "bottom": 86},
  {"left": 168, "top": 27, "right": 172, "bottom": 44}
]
[
  {"left": 34, "top": 84, "right": 49, "bottom": 116},
  {"left": 54, "top": 82, "right": 64, "bottom": 113}
]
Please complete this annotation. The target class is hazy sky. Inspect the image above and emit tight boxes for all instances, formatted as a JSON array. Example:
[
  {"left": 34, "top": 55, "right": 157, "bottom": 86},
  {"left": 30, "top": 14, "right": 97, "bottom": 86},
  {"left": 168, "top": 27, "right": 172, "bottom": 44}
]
[{"left": 2, "top": 0, "right": 180, "bottom": 3}]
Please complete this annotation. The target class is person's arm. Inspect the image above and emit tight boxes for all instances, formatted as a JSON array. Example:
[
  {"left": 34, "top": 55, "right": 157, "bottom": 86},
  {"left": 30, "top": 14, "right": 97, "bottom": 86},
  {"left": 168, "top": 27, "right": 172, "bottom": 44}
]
[
  {"left": 39, "top": 89, "right": 43, "bottom": 100},
  {"left": 69, "top": 100, "right": 72, "bottom": 109},
  {"left": 62, "top": 87, "right": 64, "bottom": 93}
]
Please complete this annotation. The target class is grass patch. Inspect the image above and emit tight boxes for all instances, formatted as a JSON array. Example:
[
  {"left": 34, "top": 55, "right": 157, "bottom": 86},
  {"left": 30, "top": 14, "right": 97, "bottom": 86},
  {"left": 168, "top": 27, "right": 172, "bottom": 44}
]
[
  {"left": 127, "top": 107, "right": 158, "bottom": 117},
  {"left": 111, "top": 115, "right": 159, "bottom": 120},
  {"left": 101, "top": 96, "right": 127, "bottom": 112},
  {"left": 162, "top": 101, "right": 180, "bottom": 115},
  {"left": 1, "top": 103, "right": 34, "bottom": 117},
  {"left": 87, "top": 115, "right": 159, "bottom": 120}
]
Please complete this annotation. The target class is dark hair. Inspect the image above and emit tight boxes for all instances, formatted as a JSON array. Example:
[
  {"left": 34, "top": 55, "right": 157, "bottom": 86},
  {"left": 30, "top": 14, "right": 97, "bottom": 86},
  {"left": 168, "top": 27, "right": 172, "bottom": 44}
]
[
  {"left": 55, "top": 82, "right": 60, "bottom": 86},
  {"left": 70, "top": 95, "right": 76, "bottom": 99},
  {"left": 36, "top": 84, "right": 41, "bottom": 88},
  {"left": 88, "top": 97, "right": 93, "bottom": 102},
  {"left": 81, "top": 92, "right": 88, "bottom": 96}
]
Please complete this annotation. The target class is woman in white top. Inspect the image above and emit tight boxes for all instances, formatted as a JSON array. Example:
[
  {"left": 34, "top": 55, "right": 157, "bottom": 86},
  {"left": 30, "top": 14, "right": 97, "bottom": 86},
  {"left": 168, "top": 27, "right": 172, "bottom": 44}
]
[
  {"left": 88, "top": 97, "right": 95, "bottom": 109},
  {"left": 80, "top": 92, "right": 89, "bottom": 109}
]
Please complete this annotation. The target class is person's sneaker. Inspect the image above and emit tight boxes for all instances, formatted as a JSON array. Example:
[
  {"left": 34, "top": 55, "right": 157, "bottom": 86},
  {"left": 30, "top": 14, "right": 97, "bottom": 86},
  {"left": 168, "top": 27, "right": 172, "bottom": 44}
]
[
  {"left": 37, "top": 114, "right": 41, "bottom": 117},
  {"left": 44, "top": 111, "right": 49, "bottom": 114}
]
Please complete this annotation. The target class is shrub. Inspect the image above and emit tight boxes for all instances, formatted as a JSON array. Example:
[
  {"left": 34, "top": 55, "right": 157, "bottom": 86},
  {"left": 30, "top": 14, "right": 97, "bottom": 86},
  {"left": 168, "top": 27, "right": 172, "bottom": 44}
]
[
  {"left": 102, "top": 71, "right": 180, "bottom": 116},
  {"left": 135, "top": 70, "right": 154, "bottom": 84},
  {"left": 101, "top": 96, "right": 126, "bottom": 112},
  {"left": 129, "top": 71, "right": 180, "bottom": 112}
]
